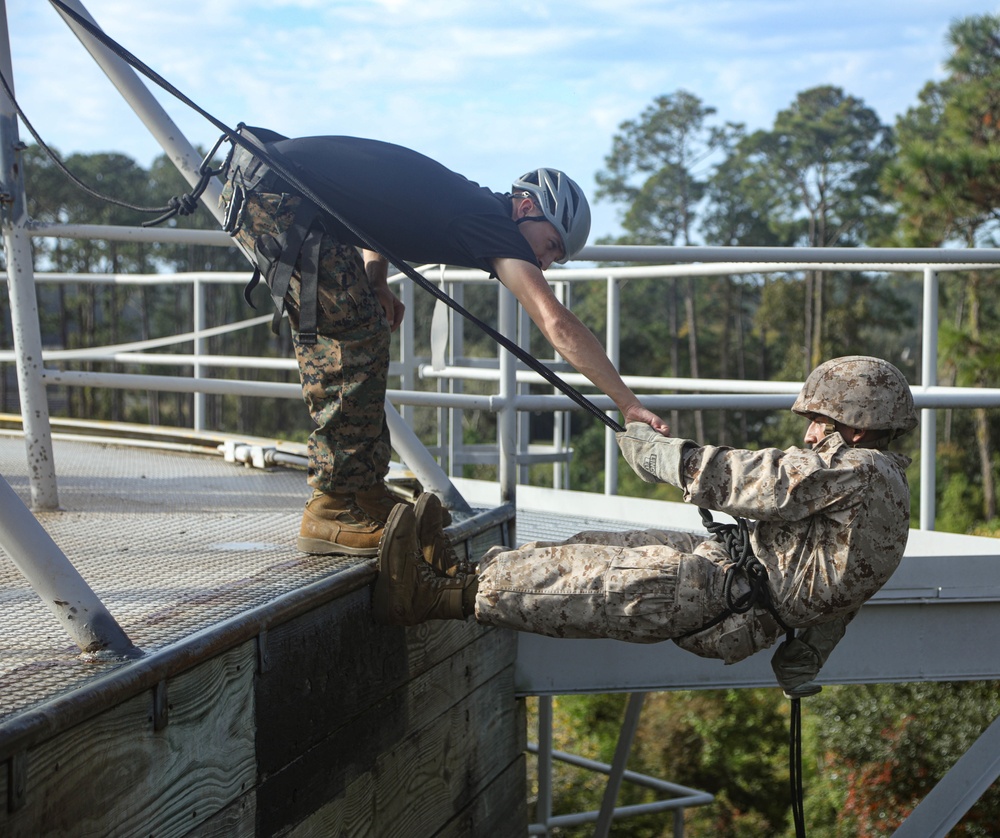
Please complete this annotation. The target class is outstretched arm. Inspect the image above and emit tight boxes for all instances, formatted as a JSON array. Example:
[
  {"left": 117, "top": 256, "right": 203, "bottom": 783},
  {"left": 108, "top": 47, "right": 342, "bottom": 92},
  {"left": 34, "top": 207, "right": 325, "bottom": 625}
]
[{"left": 492, "top": 257, "right": 669, "bottom": 434}]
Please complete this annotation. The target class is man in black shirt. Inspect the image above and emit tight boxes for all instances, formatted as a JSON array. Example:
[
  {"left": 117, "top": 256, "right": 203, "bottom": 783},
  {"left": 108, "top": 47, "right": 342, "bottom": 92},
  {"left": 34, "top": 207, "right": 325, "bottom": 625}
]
[{"left": 223, "top": 131, "right": 668, "bottom": 556}]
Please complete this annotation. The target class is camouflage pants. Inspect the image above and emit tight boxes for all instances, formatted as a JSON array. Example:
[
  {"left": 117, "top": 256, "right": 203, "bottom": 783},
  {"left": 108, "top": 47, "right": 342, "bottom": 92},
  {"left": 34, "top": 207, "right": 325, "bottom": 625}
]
[
  {"left": 225, "top": 189, "right": 391, "bottom": 494},
  {"left": 475, "top": 528, "right": 781, "bottom": 663}
]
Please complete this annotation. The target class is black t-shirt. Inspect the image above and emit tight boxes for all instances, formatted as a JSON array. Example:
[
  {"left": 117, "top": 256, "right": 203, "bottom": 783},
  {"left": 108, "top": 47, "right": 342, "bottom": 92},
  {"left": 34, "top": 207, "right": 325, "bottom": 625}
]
[{"left": 264, "top": 134, "right": 538, "bottom": 273}]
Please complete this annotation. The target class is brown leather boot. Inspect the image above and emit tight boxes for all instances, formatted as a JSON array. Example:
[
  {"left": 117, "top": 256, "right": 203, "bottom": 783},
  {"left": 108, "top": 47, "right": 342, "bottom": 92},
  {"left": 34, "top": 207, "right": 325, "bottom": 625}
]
[
  {"left": 414, "top": 492, "right": 465, "bottom": 576},
  {"left": 355, "top": 482, "right": 409, "bottom": 524},
  {"left": 297, "top": 490, "right": 384, "bottom": 557},
  {"left": 372, "top": 504, "right": 477, "bottom": 626}
]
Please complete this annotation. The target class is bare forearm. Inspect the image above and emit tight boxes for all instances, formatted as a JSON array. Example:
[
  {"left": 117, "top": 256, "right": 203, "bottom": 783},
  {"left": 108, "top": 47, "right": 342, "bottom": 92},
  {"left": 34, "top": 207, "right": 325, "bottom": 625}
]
[{"left": 545, "top": 310, "right": 642, "bottom": 416}]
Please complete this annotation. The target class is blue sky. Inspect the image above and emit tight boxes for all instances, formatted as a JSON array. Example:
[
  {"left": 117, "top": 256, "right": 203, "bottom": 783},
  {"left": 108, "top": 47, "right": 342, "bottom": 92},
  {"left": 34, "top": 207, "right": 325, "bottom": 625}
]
[{"left": 7, "top": 0, "right": 1000, "bottom": 239}]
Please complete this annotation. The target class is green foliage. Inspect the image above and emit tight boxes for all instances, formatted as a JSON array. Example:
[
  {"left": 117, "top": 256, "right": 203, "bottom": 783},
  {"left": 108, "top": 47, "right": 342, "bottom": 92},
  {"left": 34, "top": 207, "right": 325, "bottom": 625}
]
[
  {"left": 814, "top": 683, "right": 1000, "bottom": 836},
  {"left": 530, "top": 690, "right": 792, "bottom": 837},
  {"left": 6, "top": 145, "right": 306, "bottom": 435}
]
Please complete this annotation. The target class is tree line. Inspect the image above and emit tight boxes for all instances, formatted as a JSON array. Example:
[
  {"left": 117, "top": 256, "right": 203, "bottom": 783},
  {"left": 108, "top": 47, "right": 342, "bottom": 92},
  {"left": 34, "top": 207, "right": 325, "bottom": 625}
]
[
  {"left": 3, "top": 12, "right": 1000, "bottom": 834},
  {"left": 542, "top": 14, "right": 1000, "bottom": 837}
]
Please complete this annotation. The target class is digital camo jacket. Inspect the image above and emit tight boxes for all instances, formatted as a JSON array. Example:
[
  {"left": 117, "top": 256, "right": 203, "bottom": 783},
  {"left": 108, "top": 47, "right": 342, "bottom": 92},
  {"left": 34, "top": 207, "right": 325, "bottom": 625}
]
[{"left": 475, "top": 427, "right": 911, "bottom": 666}]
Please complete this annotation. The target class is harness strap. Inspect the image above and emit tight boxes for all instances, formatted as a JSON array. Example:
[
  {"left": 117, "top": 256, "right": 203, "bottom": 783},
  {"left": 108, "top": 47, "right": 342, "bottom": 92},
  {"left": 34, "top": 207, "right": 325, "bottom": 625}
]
[
  {"left": 225, "top": 127, "right": 322, "bottom": 344},
  {"left": 297, "top": 226, "right": 324, "bottom": 346},
  {"left": 678, "top": 507, "right": 791, "bottom": 639}
]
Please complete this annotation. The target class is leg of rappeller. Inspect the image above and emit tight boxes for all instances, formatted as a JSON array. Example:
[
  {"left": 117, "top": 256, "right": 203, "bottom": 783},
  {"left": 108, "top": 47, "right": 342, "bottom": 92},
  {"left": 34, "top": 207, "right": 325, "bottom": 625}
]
[
  {"left": 291, "top": 233, "right": 392, "bottom": 556},
  {"left": 373, "top": 524, "right": 697, "bottom": 642},
  {"left": 372, "top": 504, "right": 477, "bottom": 625},
  {"left": 219, "top": 181, "right": 393, "bottom": 556}
]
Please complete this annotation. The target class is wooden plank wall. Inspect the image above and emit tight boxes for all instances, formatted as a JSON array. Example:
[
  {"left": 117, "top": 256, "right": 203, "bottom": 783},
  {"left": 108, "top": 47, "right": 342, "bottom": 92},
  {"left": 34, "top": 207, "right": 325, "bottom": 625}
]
[
  {"left": 257, "top": 586, "right": 525, "bottom": 837},
  {"left": 1, "top": 522, "right": 526, "bottom": 837},
  {"left": 1, "top": 643, "right": 258, "bottom": 838}
]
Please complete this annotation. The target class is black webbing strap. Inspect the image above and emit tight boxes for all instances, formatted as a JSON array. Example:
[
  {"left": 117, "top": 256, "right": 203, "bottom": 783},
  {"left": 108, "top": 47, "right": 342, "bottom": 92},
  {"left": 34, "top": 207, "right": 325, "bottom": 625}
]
[
  {"left": 298, "top": 226, "right": 324, "bottom": 345},
  {"left": 677, "top": 507, "right": 791, "bottom": 640},
  {"left": 46, "top": 0, "right": 625, "bottom": 433},
  {"left": 265, "top": 199, "right": 319, "bottom": 343}
]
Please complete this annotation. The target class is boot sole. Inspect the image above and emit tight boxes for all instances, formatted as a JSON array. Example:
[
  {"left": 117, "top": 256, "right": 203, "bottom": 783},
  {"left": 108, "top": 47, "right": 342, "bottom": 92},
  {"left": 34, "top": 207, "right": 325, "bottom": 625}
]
[
  {"left": 372, "top": 504, "right": 416, "bottom": 624},
  {"left": 297, "top": 537, "right": 379, "bottom": 557}
]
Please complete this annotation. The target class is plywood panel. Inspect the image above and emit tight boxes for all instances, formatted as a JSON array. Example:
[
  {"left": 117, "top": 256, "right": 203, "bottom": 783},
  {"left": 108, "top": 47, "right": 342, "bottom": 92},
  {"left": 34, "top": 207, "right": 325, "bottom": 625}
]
[
  {"left": 256, "top": 585, "right": 489, "bottom": 775},
  {"left": 257, "top": 627, "right": 517, "bottom": 832},
  {"left": 0, "top": 642, "right": 256, "bottom": 838},
  {"left": 277, "top": 669, "right": 524, "bottom": 837},
  {"left": 435, "top": 755, "right": 529, "bottom": 838}
]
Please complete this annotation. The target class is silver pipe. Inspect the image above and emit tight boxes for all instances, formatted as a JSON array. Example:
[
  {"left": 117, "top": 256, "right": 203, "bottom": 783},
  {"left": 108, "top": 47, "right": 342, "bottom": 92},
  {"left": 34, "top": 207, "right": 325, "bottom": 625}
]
[
  {"left": 26, "top": 221, "right": 232, "bottom": 246},
  {"left": 0, "top": 2, "right": 58, "bottom": 509},
  {"left": 498, "top": 284, "right": 518, "bottom": 517},
  {"left": 383, "top": 400, "right": 471, "bottom": 514},
  {"left": 535, "top": 696, "right": 554, "bottom": 837},
  {"left": 421, "top": 364, "right": 804, "bottom": 393},
  {"left": 0, "top": 473, "right": 138, "bottom": 657},
  {"left": 579, "top": 244, "right": 1000, "bottom": 265},
  {"left": 52, "top": 0, "right": 226, "bottom": 224},
  {"left": 595, "top": 692, "right": 646, "bottom": 837},
  {"left": 605, "top": 275, "right": 620, "bottom": 495},
  {"left": 920, "top": 268, "right": 939, "bottom": 531}
]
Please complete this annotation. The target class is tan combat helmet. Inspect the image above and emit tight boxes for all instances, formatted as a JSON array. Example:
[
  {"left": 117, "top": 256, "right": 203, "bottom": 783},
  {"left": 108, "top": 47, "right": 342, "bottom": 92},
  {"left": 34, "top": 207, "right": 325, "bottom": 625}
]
[{"left": 791, "top": 356, "right": 917, "bottom": 441}]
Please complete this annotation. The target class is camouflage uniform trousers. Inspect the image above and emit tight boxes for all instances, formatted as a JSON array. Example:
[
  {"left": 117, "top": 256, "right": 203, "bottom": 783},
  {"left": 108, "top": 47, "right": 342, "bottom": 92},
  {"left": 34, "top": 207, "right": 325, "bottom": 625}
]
[
  {"left": 225, "top": 188, "right": 391, "bottom": 495},
  {"left": 475, "top": 527, "right": 781, "bottom": 663}
]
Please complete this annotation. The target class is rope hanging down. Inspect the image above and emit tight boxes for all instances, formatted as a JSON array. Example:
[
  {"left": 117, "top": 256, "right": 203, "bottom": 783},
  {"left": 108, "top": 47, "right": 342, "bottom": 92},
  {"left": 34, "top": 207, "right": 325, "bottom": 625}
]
[
  {"left": 45, "top": 0, "right": 625, "bottom": 433},
  {"left": 0, "top": 69, "right": 174, "bottom": 216},
  {"left": 691, "top": 506, "right": 808, "bottom": 838}
]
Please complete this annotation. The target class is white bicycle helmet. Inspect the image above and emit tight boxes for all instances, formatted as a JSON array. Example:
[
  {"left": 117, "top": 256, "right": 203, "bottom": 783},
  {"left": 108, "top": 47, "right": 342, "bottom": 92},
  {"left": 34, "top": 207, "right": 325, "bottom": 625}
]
[{"left": 512, "top": 168, "right": 591, "bottom": 262}]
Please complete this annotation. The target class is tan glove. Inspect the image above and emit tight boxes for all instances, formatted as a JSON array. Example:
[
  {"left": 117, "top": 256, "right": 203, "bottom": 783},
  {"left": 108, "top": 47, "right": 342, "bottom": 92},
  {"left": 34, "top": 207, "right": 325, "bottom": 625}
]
[{"left": 615, "top": 422, "right": 693, "bottom": 487}]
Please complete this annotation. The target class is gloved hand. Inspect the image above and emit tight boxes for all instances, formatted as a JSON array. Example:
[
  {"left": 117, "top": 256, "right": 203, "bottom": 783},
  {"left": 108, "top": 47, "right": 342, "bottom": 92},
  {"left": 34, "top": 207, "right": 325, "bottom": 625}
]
[
  {"left": 770, "top": 636, "right": 823, "bottom": 696},
  {"left": 615, "top": 423, "right": 692, "bottom": 487}
]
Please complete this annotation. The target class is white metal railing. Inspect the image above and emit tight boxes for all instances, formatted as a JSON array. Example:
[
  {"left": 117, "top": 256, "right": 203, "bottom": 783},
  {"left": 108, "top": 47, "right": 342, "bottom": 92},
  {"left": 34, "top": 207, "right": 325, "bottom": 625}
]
[
  {"left": 5, "top": 5, "right": 1000, "bottom": 835},
  {"left": 7, "top": 257, "right": 1000, "bottom": 537}
]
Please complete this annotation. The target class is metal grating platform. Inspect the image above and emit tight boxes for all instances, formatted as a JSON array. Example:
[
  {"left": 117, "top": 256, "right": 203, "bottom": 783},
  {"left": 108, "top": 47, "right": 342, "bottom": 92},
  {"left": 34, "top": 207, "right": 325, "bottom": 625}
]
[
  {"left": 0, "top": 433, "right": 368, "bottom": 726},
  {"left": 0, "top": 427, "right": 669, "bottom": 730}
]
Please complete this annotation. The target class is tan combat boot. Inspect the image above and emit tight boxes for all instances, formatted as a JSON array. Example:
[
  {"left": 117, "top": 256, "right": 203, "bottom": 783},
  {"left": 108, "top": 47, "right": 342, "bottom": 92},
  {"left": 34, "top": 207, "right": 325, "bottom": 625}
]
[
  {"left": 372, "top": 504, "right": 477, "bottom": 626},
  {"left": 355, "top": 482, "right": 408, "bottom": 524},
  {"left": 297, "top": 490, "right": 384, "bottom": 557},
  {"left": 414, "top": 492, "right": 466, "bottom": 577}
]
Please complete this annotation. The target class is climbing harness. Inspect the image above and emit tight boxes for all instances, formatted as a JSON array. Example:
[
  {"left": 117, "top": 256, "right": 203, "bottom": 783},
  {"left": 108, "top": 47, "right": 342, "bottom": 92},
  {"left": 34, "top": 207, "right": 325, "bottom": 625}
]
[
  {"left": 677, "top": 507, "right": 791, "bottom": 639},
  {"left": 42, "top": 0, "right": 625, "bottom": 432}
]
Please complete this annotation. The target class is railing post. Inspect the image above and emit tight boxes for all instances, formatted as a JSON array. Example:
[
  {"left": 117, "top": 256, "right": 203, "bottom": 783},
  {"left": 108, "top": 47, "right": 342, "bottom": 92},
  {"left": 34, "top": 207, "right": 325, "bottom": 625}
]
[
  {"left": 920, "top": 267, "right": 938, "bottom": 531},
  {"left": 553, "top": 281, "right": 569, "bottom": 490},
  {"left": 193, "top": 276, "right": 206, "bottom": 431},
  {"left": 0, "top": 473, "right": 139, "bottom": 657},
  {"left": 535, "top": 696, "right": 554, "bottom": 837},
  {"left": 498, "top": 282, "right": 518, "bottom": 534},
  {"left": 0, "top": 1, "right": 59, "bottom": 510},
  {"left": 594, "top": 692, "right": 646, "bottom": 837},
  {"left": 445, "top": 272, "right": 465, "bottom": 478},
  {"left": 396, "top": 272, "right": 416, "bottom": 428},
  {"left": 605, "top": 275, "right": 620, "bottom": 496}
]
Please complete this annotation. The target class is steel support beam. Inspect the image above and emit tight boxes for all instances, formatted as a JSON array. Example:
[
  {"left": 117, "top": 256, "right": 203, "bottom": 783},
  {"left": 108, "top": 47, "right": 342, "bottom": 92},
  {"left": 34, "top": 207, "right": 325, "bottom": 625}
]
[
  {"left": 0, "top": 473, "right": 138, "bottom": 657},
  {"left": 0, "top": 0, "right": 58, "bottom": 509}
]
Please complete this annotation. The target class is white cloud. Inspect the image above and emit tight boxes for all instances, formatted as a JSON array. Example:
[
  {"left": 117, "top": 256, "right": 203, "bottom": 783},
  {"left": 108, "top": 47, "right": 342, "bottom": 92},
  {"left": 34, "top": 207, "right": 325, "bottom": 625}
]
[{"left": 8, "top": 0, "right": 1000, "bottom": 239}]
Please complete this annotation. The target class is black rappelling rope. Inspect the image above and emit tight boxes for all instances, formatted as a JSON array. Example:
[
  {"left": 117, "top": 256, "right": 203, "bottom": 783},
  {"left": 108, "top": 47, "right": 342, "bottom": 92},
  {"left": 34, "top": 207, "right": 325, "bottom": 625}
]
[
  {"left": 0, "top": 68, "right": 174, "bottom": 215},
  {"left": 691, "top": 506, "right": 808, "bottom": 837},
  {"left": 45, "top": 0, "right": 625, "bottom": 433},
  {"left": 790, "top": 695, "right": 807, "bottom": 838}
]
